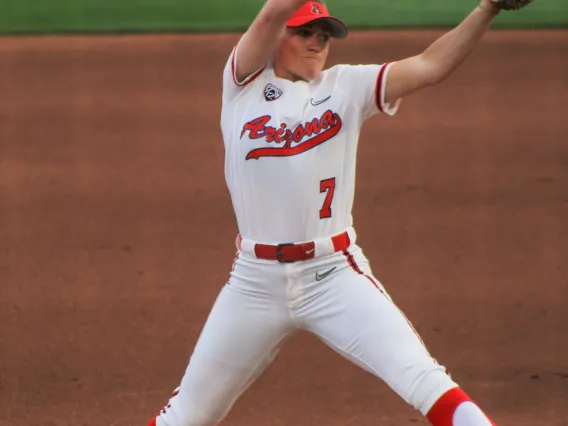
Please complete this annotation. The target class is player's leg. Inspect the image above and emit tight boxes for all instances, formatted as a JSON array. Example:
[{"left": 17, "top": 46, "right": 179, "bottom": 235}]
[
  {"left": 299, "top": 246, "right": 495, "bottom": 426},
  {"left": 146, "top": 255, "right": 295, "bottom": 426}
]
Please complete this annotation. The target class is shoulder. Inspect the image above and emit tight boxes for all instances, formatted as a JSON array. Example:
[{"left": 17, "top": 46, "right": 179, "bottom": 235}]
[
  {"left": 222, "top": 45, "right": 269, "bottom": 104},
  {"left": 320, "top": 64, "right": 383, "bottom": 84}
]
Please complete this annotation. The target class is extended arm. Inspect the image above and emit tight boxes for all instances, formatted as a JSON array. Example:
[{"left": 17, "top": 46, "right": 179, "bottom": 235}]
[
  {"left": 235, "top": 0, "right": 306, "bottom": 83},
  {"left": 385, "top": 0, "right": 500, "bottom": 104}
]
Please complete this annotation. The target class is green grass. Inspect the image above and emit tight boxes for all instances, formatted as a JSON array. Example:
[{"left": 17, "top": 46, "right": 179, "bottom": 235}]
[
  {"left": 329, "top": 0, "right": 567, "bottom": 29},
  {"left": 0, "top": 0, "right": 565, "bottom": 35}
]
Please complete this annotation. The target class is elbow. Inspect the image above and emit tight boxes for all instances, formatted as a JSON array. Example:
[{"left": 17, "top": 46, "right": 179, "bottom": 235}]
[
  {"left": 421, "top": 65, "right": 452, "bottom": 88},
  {"left": 419, "top": 54, "right": 451, "bottom": 87},
  {"left": 429, "top": 69, "right": 451, "bottom": 86}
]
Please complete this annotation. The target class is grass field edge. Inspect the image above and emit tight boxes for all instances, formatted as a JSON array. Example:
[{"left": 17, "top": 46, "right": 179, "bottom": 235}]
[{"left": 0, "top": 22, "right": 565, "bottom": 37}]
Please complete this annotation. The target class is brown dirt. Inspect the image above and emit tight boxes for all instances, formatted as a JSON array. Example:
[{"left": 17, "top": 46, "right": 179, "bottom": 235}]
[{"left": 0, "top": 30, "right": 567, "bottom": 426}]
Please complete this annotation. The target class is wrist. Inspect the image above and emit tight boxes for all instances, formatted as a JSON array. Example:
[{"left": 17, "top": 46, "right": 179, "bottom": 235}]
[{"left": 478, "top": 0, "right": 501, "bottom": 15}]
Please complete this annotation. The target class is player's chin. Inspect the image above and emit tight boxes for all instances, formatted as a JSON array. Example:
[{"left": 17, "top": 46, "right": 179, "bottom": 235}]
[{"left": 301, "top": 63, "right": 324, "bottom": 81}]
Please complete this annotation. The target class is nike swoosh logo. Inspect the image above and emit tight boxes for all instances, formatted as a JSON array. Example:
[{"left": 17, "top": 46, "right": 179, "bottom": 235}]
[
  {"left": 315, "top": 267, "right": 337, "bottom": 282},
  {"left": 306, "top": 249, "right": 315, "bottom": 254},
  {"left": 310, "top": 96, "right": 331, "bottom": 106}
]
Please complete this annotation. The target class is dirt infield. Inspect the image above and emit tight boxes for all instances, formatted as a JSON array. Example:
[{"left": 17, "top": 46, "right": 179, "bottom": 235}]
[{"left": 0, "top": 30, "right": 567, "bottom": 426}]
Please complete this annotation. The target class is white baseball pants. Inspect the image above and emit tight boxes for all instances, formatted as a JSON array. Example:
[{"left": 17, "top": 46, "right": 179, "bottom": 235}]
[{"left": 154, "top": 243, "right": 458, "bottom": 426}]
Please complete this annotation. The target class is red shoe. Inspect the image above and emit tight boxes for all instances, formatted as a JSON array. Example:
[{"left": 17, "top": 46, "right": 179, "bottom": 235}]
[{"left": 146, "top": 418, "right": 156, "bottom": 426}]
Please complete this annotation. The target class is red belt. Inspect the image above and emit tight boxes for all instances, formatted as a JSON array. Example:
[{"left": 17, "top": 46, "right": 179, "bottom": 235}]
[{"left": 247, "top": 231, "right": 351, "bottom": 263}]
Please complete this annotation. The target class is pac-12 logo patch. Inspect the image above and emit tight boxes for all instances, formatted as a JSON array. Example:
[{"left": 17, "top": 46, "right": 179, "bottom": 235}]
[{"left": 264, "top": 84, "right": 282, "bottom": 102}]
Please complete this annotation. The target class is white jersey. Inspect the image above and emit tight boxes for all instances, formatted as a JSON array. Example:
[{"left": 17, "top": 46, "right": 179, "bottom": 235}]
[{"left": 221, "top": 45, "right": 401, "bottom": 244}]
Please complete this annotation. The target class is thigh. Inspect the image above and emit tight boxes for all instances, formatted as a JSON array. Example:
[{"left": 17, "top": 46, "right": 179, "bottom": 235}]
[
  {"left": 158, "top": 268, "right": 294, "bottom": 425},
  {"left": 301, "top": 249, "right": 457, "bottom": 414}
]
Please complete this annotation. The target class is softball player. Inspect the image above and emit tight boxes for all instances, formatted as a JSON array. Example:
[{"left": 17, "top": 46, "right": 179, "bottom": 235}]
[{"left": 145, "top": 0, "right": 532, "bottom": 424}]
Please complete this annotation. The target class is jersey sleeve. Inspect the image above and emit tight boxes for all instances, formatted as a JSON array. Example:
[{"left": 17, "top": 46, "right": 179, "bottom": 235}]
[
  {"left": 222, "top": 41, "right": 266, "bottom": 104},
  {"left": 336, "top": 63, "right": 402, "bottom": 121}
]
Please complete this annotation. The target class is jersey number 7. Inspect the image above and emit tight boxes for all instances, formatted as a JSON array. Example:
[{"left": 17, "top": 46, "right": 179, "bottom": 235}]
[{"left": 319, "top": 178, "right": 336, "bottom": 219}]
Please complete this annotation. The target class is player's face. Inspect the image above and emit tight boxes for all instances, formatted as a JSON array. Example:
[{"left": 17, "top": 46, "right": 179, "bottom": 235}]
[{"left": 274, "top": 23, "right": 331, "bottom": 82}]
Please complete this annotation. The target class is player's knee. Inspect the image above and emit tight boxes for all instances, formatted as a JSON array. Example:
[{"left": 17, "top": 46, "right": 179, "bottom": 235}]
[{"left": 401, "top": 362, "right": 459, "bottom": 415}]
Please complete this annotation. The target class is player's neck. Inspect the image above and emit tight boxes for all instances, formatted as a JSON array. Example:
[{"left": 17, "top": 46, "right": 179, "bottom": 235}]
[{"left": 272, "top": 63, "right": 312, "bottom": 83}]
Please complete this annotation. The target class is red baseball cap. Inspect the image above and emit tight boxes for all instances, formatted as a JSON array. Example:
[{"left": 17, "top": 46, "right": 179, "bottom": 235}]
[{"left": 287, "top": 1, "right": 348, "bottom": 39}]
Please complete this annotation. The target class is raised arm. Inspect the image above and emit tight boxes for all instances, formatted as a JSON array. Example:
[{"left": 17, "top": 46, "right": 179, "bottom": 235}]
[
  {"left": 384, "top": 0, "right": 502, "bottom": 104},
  {"left": 235, "top": 0, "right": 307, "bottom": 83}
]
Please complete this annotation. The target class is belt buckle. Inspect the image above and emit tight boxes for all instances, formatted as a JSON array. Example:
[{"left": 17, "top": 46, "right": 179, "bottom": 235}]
[{"left": 276, "top": 243, "right": 296, "bottom": 263}]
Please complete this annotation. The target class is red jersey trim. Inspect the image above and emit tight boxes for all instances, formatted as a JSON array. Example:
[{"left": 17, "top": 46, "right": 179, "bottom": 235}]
[
  {"left": 375, "top": 63, "right": 390, "bottom": 114},
  {"left": 231, "top": 44, "right": 266, "bottom": 87}
]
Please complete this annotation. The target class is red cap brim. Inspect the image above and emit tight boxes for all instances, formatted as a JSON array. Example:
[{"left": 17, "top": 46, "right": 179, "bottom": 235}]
[
  {"left": 287, "top": 16, "right": 348, "bottom": 39},
  {"left": 286, "top": 2, "right": 349, "bottom": 39}
]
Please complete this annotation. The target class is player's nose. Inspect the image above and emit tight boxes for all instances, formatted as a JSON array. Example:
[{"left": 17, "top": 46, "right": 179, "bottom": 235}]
[{"left": 307, "top": 37, "right": 325, "bottom": 52}]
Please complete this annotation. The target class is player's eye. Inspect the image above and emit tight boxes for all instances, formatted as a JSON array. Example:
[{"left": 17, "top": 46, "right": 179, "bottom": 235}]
[
  {"left": 298, "top": 28, "right": 313, "bottom": 38},
  {"left": 320, "top": 33, "right": 331, "bottom": 43}
]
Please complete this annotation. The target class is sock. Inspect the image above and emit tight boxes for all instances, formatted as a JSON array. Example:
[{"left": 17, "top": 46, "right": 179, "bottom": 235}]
[
  {"left": 426, "top": 387, "right": 495, "bottom": 426},
  {"left": 453, "top": 402, "right": 495, "bottom": 426}
]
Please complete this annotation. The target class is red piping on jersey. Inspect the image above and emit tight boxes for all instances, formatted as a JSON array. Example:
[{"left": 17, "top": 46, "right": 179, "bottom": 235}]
[
  {"left": 375, "top": 63, "right": 390, "bottom": 114},
  {"left": 231, "top": 45, "right": 265, "bottom": 87}
]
